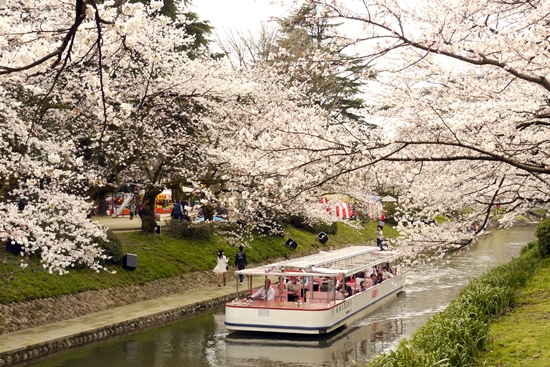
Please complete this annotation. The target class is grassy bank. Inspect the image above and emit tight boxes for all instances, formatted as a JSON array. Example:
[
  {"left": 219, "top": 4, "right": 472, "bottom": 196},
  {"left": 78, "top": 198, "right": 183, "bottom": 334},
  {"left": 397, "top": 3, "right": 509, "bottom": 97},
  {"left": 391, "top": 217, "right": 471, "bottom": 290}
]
[
  {"left": 362, "top": 242, "right": 543, "bottom": 367},
  {"left": 472, "top": 250, "right": 550, "bottom": 366},
  {"left": 0, "top": 221, "right": 394, "bottom": 303}
]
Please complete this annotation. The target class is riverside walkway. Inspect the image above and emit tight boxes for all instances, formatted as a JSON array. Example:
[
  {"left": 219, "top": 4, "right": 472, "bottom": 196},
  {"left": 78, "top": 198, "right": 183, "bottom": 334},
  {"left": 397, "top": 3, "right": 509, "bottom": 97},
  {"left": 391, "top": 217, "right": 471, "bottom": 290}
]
[
  {"left": 0, "top": 215, "right": 249, "bottom": 365},
  {"left": 0, "top": 281, "right": 246, "bottom": 365}
]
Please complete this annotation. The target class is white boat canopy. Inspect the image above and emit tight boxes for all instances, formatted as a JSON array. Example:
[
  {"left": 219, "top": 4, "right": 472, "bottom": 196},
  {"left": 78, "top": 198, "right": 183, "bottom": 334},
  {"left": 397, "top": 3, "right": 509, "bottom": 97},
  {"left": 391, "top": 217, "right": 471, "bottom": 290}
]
[{"left": 236, "top": 246, "right": 400, "bottom": 278}]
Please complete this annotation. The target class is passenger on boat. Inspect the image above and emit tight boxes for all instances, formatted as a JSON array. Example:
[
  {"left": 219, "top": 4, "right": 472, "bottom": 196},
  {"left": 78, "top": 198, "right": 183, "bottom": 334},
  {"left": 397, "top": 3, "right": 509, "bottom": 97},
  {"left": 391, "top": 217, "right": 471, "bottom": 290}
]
[
  {"left": 298, "top": 275, "right": 308, "bottom": 301},
  {"left": 249, "top": 279, "right": 275, "bottom": 301},
  {"left": 376, "top": 272, "right": 384, "bottom": 284},
  {"left": 327, "top": 276, "right": 340, "bottom": 292},
  {"left": 287, "top": 277, "right": 301, "bottom": 302},
  {"left": 369, "top": 273, "right": 377, "bottom": 287},
  {"left": 357, "top": 280, "right": 367, "bottom": 292},
  {"left": 381, "top": 266, "right": 394, "bottom": 280},
  {"left": 336, "top": 283, "right": 353, "bottom": 298},
  {"left": 298, "top": 274, "right": 308, "bottom": 287}
]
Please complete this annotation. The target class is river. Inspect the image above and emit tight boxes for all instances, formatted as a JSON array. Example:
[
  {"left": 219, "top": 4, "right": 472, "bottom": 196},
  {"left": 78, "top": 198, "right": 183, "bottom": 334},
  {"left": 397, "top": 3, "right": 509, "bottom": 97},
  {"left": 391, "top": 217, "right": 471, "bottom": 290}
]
[{"left": 30, "top": 226, "right": 537, "bottom": 367}]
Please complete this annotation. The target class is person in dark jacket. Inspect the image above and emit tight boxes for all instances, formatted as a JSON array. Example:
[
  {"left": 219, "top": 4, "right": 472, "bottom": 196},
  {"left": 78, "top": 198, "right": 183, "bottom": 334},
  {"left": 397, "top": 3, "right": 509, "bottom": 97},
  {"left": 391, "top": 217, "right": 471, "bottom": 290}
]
[
  {"left": 171, "top": 200, "right": 183, "bottom": 220},
  {"left": 235, "top": 245, "right": 248, "bottom": 285}
]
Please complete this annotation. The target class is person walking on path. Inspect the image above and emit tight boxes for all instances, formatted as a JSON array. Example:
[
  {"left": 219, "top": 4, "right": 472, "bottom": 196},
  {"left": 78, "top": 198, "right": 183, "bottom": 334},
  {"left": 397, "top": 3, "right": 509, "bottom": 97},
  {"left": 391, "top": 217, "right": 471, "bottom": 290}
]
[
  {"left": 129, "top": 202, "right": 136, "bottom": 220},
  {"left": 376, "top": 226, "right": 384, "bottom": 250},
  {"left": 235, "top": 246, "right": 248, "bottom": 285},
  {"left": 171, "top": 200, "right": 183, "bottom": 220},
  {"left": 214, "top": 249, "right": 228, "bottom": 287},
  {"left": 137, "top": 203, "right": 144, "bottom": 220}
]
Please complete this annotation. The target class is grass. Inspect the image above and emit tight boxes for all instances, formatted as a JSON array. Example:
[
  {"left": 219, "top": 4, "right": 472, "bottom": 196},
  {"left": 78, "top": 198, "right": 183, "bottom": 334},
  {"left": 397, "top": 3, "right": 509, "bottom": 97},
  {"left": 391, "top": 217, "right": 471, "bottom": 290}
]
[
  {"left": 472, "top": 256, "right": 550, "bottom": 367},
  {"left": 0, "top": 220, "right": 384, "bottom": 303}
]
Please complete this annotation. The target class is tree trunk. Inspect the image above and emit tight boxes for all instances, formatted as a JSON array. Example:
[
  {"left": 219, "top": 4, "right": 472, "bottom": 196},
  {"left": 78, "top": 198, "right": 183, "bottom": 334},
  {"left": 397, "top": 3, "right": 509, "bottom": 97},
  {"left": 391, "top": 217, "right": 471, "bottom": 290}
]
[
  {"left": 96, "top": 190, "right": 109, "bottom": 217},
  {"left": 141, "top": 186, "right": 163, "bottom": 234},
  {"left": 203, "top": 204, "right": 214, "bottom": 221},
  {"left": 88, "top": 185, "right": 116, "bottom": 217},
  {"left": 168, "top": 184, "right": 183, "bottom": 202}
]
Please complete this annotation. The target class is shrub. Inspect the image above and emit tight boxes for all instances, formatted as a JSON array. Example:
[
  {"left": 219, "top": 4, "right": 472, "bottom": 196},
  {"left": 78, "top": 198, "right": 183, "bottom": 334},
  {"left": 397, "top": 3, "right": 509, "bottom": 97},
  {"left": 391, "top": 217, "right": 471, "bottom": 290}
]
[
  {"left": 93, "top": 229, "right": 124, "bottom": 265},
  {"left": 520, "top": 240, "right": 537, "bottom": 255},
  {"left": 215, "top": 221, "right": 241, "bottom": 233},
  {"left": 166, "top": 219, "right": 186, "bottom": 236},
  {"left": 189, "top": 223, "right": 214, "bottom": 240},
  {"left": 288, "top": 215, "right": 338, "bottom": 235},
  {"left": 311, "top": 221, "right": 338, "bottom": 235},
  {"left": 166, "top": 220, "right": 214, "bottom": 240},
  {"left": 535, "top": 217, "right": 550, "bottom": 258}
]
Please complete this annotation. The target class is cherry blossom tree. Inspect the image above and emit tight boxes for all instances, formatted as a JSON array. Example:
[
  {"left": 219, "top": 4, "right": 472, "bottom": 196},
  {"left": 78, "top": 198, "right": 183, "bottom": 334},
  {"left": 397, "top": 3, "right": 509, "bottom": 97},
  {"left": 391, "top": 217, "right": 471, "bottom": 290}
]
[
  {"left": 3, "top": 0, "right": 548, "bottom": 275},
  {"left": 0, "top": 0, "right": 128, "bottom": 274},
  {"left": 0, "top": 0, "right": 243, "bottom": 271},
  {"left": 303, "top": 0, "right": 550, "bottom": 246},
  {"left": 0, "top": 0, "right": 341, "bottom": 272},
  {"left": 208, "top": 0, "right": 550, "bottom": 256}
]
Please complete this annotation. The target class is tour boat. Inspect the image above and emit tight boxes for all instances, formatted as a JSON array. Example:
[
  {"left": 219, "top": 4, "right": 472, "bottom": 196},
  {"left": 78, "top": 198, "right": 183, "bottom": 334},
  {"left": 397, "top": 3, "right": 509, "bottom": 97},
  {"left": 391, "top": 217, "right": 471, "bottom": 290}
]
[{"left": 225, "top": 246, "right": 406, "bottom": 335}]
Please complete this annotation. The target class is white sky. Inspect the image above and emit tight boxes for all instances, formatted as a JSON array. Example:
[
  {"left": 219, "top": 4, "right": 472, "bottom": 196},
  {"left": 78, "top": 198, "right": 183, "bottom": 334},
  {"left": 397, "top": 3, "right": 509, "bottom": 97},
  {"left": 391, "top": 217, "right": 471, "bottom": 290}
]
[{"left": 191, "top": 0, "right": 296, "bottom": 33}]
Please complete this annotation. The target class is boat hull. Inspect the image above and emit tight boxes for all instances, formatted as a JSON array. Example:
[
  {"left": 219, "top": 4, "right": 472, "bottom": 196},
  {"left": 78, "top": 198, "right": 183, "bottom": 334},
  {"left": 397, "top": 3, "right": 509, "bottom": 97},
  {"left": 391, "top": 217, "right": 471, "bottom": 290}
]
[{"left": 225, "top": 274, "right": 405, "bottom": 334}]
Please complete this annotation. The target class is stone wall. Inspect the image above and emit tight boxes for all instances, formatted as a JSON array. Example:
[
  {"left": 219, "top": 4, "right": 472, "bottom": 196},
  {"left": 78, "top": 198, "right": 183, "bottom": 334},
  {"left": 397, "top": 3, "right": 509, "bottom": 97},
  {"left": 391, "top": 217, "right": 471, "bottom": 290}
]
[
  {"left": 0, "top": 247, "right": 331, "bottom": 366},
  {"left": 0, "top": 291, "right": 246, "bottom": 367},
  {"left": 0, "top": 270, "right": 220, "bottom": 335}
]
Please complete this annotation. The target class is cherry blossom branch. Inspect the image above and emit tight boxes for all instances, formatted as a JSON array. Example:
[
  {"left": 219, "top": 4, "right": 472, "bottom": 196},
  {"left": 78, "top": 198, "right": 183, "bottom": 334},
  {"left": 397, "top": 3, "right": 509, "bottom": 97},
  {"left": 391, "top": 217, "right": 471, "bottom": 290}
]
[
  {"left": 315, "top": 0, "right": 550, "bottom": 91},
  {"left": 0, "top": 0, "right": 86, "bottom": 75},
  {"left": 389, "top": 141, "right": 550, "bottom": 174}
]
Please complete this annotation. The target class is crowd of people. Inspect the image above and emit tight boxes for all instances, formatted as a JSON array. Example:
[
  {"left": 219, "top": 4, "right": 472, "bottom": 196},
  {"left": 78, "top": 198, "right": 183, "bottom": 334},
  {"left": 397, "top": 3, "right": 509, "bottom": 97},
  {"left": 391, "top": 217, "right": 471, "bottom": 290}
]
[
  {"left": 243, "top": 262, "right": 396, "bottom": 302},
  {"left": 246, "top": 275, "right": 308, "bottom": 302},
  {"left": 170, "top": 200, "right": 190, "bottom": 221},
  {"left": 170, "top": 200, "right": 229, "bottom": 223}
]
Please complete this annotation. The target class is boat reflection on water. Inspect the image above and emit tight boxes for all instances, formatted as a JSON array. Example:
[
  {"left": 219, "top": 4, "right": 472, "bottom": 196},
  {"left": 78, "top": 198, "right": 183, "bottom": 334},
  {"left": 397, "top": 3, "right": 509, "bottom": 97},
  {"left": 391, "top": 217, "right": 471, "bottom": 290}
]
[{"left": 225, "top": 318, "right": 404, "bottom": 366}]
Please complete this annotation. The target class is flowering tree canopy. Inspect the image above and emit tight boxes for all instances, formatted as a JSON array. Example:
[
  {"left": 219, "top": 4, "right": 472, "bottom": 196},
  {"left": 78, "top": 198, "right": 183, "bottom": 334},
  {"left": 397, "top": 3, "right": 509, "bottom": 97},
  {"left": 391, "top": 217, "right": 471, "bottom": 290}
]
[
  {"left": 0, "top": 0, "right": 344, "bottom": 272},
  {"left": 0, "top": 0, "right": 246, "bottom": 272},
  {"left": 2, "top": 0, "right": 549, "bottom": 273},
  {"left": 212, "top": 0, "right": 550, "bottom": 254},
  {"left": 305, "top": 0, "right": 550, "bottom": 247}
]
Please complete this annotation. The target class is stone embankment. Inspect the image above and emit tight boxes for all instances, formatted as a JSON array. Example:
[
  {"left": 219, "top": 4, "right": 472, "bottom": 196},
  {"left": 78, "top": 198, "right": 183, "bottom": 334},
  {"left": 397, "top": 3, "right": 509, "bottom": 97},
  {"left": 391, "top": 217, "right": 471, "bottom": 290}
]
[
  {"left": 0, "top": 270, "right": 219, "bottom": 335},
  {"left": 0, "top": 248, "right": 330, "bottom": 366},
  {"left": 0, "top": 248, "right": 325, "bottom": 334},
  {"left": 0, "top": 270, "right": 246, "bottom": 366}
]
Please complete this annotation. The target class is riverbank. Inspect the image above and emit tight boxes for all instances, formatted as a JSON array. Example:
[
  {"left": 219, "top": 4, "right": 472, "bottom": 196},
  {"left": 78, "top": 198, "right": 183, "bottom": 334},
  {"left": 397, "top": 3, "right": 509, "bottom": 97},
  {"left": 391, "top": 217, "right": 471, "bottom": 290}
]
[
  {"left": 0, "top": 274, "right": 258, "bottom": 366},
  {"left": 360, "top": 237, "right": 547, "bottom": 367},
  {"left": 0, "top": 220, "right": 388, "bottom": 304},
  {"left": 0, "top": 222, "right": 543, "bottom": 366},
  {"left": 472, "top": 252, "right": 550, "bottom": 366},
  {"left": 0, "top": 220, "right": 384, "bottom": 365}
]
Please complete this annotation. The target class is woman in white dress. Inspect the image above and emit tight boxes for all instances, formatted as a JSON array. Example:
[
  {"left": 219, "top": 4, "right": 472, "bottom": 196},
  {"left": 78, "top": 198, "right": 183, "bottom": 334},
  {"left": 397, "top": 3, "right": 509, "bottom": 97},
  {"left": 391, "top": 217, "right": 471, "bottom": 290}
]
[{"left": 213, "top": 249, "right": 228, "bottom": 286}]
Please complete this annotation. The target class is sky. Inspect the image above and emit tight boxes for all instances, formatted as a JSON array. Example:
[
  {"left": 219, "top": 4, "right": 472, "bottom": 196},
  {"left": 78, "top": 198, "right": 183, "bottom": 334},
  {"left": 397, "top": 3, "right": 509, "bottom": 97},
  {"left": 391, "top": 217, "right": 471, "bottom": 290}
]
[{"left": 191, "top": 0, "right": 296, "bottom": 33}]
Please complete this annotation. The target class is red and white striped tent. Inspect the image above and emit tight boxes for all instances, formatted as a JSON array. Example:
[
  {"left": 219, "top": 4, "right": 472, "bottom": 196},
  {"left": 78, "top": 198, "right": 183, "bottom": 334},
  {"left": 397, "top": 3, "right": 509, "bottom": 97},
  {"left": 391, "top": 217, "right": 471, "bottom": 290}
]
[
  {"left": 334, "top": 202, "right": 353, "bottom": 219},
  {"left": 365, "top": 196, "right": 383, "bottom": 219},
  {"left": 320, "top": 197, "right": 354, "bottom": 219}
]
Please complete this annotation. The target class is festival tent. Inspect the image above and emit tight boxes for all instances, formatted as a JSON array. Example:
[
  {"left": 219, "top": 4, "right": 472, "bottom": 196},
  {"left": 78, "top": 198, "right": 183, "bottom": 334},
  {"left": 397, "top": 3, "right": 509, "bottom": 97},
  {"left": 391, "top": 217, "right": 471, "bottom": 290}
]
[
  {"left": 381, "top": 195, "right": 398, "bottom": 202},
  {"left": 365, "top": 195, "right": 383, "bottom": 220},
  {"left": 334, "top": 202, "right": 353, "bottom": 219},
  {"left": 320, "top": 197, "right": 356, "bottom": 219}
]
